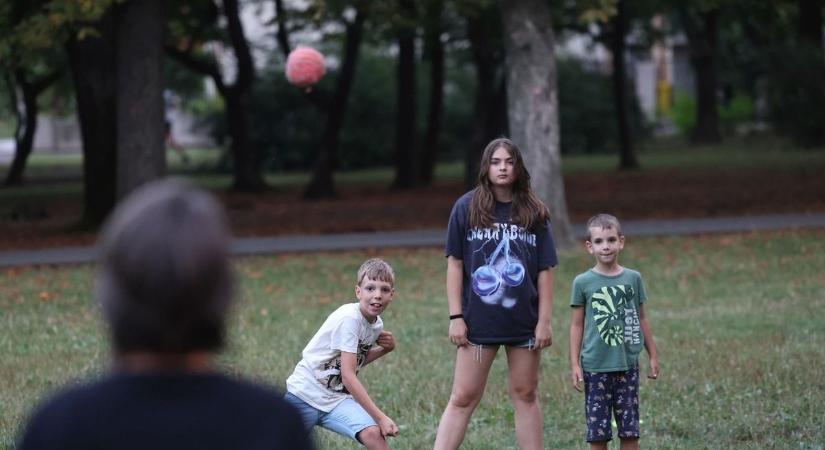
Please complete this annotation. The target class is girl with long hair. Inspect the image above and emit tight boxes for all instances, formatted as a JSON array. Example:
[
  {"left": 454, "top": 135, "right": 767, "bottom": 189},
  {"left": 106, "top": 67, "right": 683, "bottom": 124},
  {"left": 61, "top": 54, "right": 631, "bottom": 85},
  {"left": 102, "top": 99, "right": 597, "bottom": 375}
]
[{"left": 434, "top": 137, "right": 558, "bottom": 450}]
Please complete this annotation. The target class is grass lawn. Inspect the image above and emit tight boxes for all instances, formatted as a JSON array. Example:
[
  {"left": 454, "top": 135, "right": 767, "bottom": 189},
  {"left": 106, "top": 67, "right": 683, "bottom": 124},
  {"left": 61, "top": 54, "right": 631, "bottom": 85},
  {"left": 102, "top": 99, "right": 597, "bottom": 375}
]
[{"left": 2, "top": 230, "right": 824, "bottom": 449}]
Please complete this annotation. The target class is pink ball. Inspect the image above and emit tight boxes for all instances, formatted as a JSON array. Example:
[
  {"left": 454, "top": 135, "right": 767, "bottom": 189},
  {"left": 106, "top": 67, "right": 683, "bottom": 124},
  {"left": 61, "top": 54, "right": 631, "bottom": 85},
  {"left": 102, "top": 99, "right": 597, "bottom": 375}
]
[{"left": 285, "top": 47, "right": 326, "bottom": 88}]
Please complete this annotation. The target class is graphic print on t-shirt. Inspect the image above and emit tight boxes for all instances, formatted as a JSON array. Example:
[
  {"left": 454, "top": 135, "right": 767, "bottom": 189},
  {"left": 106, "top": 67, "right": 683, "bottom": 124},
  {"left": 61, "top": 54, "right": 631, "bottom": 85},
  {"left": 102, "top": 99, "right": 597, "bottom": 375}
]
[
  {"left": 316, "top": 341, "right": 373, "bottom": 394},
  {"left": 468, "top": 223, "right": 536, "bottom": 308},
  {"left": 591, "top": 284, "right": 641, "bottom": 347}
]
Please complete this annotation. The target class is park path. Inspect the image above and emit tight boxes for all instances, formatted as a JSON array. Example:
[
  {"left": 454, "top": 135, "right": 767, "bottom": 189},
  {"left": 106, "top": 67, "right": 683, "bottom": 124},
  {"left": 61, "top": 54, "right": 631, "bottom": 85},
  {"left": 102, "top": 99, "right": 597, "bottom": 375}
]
[{"left": 1, "top": 213, "right": 825, "bottom": 268}]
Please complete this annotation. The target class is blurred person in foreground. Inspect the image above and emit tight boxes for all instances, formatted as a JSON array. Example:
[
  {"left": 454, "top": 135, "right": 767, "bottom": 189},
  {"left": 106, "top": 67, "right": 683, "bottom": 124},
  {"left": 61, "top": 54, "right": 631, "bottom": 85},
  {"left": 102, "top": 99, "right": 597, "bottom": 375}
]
[{"left": 18, "top": 178, "right": 313, "bottom": 450}]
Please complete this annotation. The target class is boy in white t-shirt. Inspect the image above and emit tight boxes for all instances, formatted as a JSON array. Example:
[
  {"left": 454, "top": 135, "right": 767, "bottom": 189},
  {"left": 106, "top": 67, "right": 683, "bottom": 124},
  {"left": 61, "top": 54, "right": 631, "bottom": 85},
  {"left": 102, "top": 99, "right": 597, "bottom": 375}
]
[{"left": 285, "top": 258, "right": 399, "bottom": 450}]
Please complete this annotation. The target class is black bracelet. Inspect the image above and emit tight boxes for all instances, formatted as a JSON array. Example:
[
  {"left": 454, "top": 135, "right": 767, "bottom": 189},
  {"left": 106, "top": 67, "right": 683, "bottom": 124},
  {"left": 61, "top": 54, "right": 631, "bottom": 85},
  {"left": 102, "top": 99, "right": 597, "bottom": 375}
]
[{"left": 449, "top": 314, "right": 463, "bottom": 320}]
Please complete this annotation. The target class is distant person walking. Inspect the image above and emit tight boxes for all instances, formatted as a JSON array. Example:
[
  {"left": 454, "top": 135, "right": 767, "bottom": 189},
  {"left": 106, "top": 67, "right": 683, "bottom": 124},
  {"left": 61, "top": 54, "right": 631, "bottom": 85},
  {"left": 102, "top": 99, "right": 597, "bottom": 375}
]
[
  {"left": 18, "top": 179, "right": 313, "bottom": 450},
  {"left": 165, "top": 119, "right": 190, "bottom": 165}
]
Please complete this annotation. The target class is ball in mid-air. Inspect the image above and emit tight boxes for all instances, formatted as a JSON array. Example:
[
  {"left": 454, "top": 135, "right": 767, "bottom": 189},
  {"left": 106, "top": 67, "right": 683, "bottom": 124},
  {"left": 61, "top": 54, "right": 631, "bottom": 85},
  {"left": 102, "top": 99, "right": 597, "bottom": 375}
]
[{"left": 285, "top": 47, "right": 326, "bottom": 88}]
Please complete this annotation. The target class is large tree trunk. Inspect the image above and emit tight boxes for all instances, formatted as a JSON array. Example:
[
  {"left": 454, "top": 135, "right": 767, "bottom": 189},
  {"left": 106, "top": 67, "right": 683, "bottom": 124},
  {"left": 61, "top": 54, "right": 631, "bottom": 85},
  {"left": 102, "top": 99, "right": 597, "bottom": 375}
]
[
  {"left": 391, "top": 0, "right": 418, "bottom": 190},
  {"left": 304, "top": 9, "right": 366, "bottom": 199},
  {"left": 798, "top": 0, "right": 824, "bottom": 47},
  {"left": 67, "top": 11, "right": 118, "bottom": 227},
  {"left": 115, "top": 0, "right": 166, "bottom": 199},
  {"left": 681, "top": 7, "right": 721, "bottom": 144},
  {"left": 4, "top": 71, "right": 59, "bottom": 186},
  {"left": 500, "top": 0, "right": 574, "bottom": 248},
  {"left": 418, "top": 0, "right": 444, "bottom": 186},
  {"left": 610, "top": 0, "right": 639, "bottom": 170},
  {"left": 464, "top": 3, "right": 507, "bottom": 190}
]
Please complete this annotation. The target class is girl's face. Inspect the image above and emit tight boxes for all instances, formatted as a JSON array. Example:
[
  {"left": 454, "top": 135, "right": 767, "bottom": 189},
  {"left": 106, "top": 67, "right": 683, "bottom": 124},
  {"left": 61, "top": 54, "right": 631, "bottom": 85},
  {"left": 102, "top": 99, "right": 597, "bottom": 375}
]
[{"left": 487, "top": 147, "right": 516, "bottom": 189}]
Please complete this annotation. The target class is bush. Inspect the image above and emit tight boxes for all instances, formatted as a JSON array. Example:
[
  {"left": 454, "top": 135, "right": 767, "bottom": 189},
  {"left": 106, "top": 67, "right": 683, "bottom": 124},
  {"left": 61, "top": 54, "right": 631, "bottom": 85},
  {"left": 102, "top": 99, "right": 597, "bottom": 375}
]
[
  {"left": 764, "top": 44, "right": 825, "bottom": 147},
  {"left": 669, "top": 89, "right": 755, "bottom": 137},
  {"left": 557, "top": 57, "right": 647, "bottom": 154}
]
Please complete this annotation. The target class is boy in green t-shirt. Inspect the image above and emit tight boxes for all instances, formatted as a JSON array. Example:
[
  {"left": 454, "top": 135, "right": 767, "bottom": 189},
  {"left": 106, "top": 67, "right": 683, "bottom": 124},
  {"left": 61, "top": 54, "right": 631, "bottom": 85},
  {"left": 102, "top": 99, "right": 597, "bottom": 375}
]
[{"left": 569, "top": 214, "right": 659, "bottom": 450}]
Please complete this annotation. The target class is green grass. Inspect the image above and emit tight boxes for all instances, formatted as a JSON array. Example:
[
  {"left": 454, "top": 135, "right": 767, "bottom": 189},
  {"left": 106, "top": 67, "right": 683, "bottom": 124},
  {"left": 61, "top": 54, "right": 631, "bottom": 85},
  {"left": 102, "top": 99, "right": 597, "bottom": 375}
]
[
  {"left": 3, "top": 230, "right": 825, "bottom": 449},
  {"left": 3, "top": 134, "right": 824, "bottom": 196}
]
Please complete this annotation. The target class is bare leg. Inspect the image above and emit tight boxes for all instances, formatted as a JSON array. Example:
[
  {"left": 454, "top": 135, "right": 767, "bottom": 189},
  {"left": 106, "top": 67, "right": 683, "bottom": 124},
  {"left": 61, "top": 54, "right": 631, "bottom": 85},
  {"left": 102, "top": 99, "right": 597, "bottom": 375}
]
[
  {"left": 620, "top": 437, "right": 639, "bottom": 450},
  {"left": 590, "top": 441, "right": 608, "bottom": 450},
  {"left": 433, "top": 344, "right": 498, "bottom": 450},
  {"left": 356, "top": 425, "right": 389, "bottom": 450},
  {"left": 505, "top": 346, "right": 542, "bottom": 450}
]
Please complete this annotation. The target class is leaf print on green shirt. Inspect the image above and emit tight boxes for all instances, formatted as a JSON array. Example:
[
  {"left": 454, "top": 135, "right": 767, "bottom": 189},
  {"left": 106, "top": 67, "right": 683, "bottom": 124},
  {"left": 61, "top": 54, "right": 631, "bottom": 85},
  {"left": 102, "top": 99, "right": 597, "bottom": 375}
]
[{"left": 592, "top": 284, "right": 635, "bottom": 346}]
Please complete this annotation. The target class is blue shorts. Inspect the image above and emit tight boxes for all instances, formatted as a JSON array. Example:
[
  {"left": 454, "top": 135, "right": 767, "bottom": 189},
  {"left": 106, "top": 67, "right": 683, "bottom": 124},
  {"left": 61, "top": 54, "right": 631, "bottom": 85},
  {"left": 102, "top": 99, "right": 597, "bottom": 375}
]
[
  {"left": 583, "top": 366, "right": 640, "bottom": 442},
  {"left": 284, "top": 392, "right": 377, "bottom": 442}
]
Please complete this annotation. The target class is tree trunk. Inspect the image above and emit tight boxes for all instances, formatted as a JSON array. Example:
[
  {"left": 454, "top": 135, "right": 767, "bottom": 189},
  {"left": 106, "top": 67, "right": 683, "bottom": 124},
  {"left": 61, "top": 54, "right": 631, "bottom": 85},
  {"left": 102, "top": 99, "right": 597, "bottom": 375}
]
[
  {"left": 391, "top": 0, "right": 418, "bottom": 190},
  {"left": 681, "top": 7, "right": 721, "bottom": 144},
  {"left": 304, "top": 9, "right": 366, "bottom": 199},
  {"left": 5, "top": 70, "right": 62, "bottom": 186},
  {"left": 418, "top": 0, "right": 444, "bottom": 186},
  {"left": 5, "top": 74, "right": 38, "bottom": 186},
  {"left": 798, "top": 0, "right": 824, "bottom": 47},
  {"left": 67, "top": 11, "right": 118, "bottom": 227},
  {"left": 610, "top": 0, "right": 639, "bottom": 170},
  {"left": 464, "top": 3, "right": 507, "bottom": 190},
  {"left": 222, "top": 0, "right": 264, "bottom": 191},
  {"left": 115, "top": 0, "right": 166, "bottom": 200},
  {"left": 500, "top": 0, "right": 574, "bottom": 248}
]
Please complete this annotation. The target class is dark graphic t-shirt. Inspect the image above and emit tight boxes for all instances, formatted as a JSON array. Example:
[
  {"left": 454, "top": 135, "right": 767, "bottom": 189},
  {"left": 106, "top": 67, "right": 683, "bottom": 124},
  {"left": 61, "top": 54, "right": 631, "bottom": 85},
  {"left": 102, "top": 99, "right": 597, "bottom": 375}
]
[
  {"left": 445, "top": 191, "right": 558, "bottom": 344},
  {"left": 570, "top": 268, "right": 647, "bottom": 372}
]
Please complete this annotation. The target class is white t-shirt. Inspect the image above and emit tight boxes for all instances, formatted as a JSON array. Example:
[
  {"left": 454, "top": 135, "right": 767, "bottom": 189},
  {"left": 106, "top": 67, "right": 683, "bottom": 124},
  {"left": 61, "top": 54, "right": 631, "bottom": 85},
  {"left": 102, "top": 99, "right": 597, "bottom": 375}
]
[{"left": 286, "top": 303, "right": 383, "bottom": 412}]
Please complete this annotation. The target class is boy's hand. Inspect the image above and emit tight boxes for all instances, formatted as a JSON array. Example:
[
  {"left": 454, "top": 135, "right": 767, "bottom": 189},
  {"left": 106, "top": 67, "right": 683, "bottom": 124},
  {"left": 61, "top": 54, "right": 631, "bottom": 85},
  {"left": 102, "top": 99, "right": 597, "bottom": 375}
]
[
  {"left": 571, "top": 365, "right": 584, "bottom": 392},
  {"left": 378, "top": 415, "right": 399, "bottom": 437},
  {"left": 448, "top": 318, "right": 468, "bottom": 347},
  {"left": 533, "top": 322, "right": 553, "bottom": 350},
  {"left": 647, "top": 356, "right": 659, "bottom": 380},
  {"left": 376, "top": 331, "right": 395, "bottom": 352}
]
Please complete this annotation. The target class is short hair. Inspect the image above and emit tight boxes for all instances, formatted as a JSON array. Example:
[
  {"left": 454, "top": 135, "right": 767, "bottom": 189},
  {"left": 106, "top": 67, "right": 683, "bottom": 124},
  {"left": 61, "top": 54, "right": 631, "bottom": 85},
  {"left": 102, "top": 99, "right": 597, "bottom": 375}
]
[
  {"left": 585, "top": 213, "right": 622, "bottom": 240},
  {"left": 356, "top": 258, "right": 395, "bottom": 287},
  {"left": 96, "top": 178, "right": 233, "bottom": 354}
]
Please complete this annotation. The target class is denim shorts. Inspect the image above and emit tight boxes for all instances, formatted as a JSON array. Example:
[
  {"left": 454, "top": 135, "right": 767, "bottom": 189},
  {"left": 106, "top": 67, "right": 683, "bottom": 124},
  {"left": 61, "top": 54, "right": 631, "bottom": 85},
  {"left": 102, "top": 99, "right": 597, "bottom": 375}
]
[
  {"left": 284, "top": 392, "right": 376, "bottom": 442},
  {"left": 583, "top": 366, "right": 640, "bottom": 442}
]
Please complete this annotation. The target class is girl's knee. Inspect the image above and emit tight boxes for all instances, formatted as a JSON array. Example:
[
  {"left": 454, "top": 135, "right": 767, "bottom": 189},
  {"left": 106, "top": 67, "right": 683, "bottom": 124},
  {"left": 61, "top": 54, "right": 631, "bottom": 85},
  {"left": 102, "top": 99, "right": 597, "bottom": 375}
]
[
  {"left": 449, "top": 388, "right": 483, "bottom": 409},
  {"left": 509, "top": 382, "right": 538, "bottom": 403}
]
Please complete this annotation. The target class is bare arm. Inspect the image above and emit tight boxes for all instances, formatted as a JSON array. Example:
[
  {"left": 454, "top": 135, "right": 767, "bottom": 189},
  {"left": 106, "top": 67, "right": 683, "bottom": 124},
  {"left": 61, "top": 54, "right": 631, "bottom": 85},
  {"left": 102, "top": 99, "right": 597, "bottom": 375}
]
[
  {"left": 569, "top": 306, "right": 585, "bottom": 391},
  {"left": 446, "top": 256, "right": 468, "bottom": 346},
  {"left": 639, "top": 303, "right": 659, "bottom": 379},
  {"left": 533, "top": 268, "right": 554, "bottom": 350},
  {"left": 340, "top": 352, "right": 399, "bottom": 437},
  {"left": 362, "top": 331, "right": 395, "bottom": 366}
]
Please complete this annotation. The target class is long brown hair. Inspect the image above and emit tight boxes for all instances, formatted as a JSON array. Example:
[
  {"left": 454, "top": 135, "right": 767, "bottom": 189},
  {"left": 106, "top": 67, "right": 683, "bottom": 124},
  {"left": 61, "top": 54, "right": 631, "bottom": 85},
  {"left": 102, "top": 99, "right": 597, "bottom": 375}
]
[{"left": 469, "top": 138, "right": 549, "bottom": 230}]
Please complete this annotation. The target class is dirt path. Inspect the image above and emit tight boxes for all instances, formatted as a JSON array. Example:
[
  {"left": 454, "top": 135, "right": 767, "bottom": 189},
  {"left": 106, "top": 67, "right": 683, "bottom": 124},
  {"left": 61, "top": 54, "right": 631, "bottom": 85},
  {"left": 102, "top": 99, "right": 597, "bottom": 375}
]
[{"left": 2, "top": 165, "right": 824, "bottom": 250}]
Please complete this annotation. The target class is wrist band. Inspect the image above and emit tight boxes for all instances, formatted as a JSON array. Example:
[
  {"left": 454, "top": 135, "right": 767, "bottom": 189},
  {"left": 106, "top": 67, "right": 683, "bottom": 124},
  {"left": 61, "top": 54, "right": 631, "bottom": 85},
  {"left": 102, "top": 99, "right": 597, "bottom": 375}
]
[{"left": 449, "top": 314, "right": 463, "bottom": 320}]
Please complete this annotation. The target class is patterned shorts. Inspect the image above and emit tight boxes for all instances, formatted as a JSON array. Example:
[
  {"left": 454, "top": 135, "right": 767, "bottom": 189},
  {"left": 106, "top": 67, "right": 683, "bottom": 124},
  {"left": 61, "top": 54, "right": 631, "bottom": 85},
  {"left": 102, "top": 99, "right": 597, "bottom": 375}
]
[{"left": 583, "top": 366, "right": 640, "bottom": 442}]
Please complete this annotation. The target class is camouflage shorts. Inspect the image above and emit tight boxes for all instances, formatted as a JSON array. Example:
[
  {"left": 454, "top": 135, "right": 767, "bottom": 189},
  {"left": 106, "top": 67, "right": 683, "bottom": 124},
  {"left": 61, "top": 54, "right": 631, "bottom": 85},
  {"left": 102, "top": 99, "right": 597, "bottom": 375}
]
[{"left": 583, "top": 366, "right": 640, "bottom": 442}]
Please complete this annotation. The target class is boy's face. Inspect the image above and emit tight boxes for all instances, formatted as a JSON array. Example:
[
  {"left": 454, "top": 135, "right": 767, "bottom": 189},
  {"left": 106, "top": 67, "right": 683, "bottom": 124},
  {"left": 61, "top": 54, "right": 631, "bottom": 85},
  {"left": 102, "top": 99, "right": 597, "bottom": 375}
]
[
  {"left": 356, "top": 277, "right": 394, "bottom": 322},
  {"left": 586, "top": 226, "right": 625, "bottom": 266}
]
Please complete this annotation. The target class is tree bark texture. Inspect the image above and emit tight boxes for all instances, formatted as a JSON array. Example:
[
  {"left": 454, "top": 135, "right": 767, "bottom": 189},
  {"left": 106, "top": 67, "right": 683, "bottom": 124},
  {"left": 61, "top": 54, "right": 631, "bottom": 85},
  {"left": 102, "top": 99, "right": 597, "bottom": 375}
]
[
  {"left": 418, "top": 0, "right": 445, "bottom": 186},
  {"left": 304, "top": 9, "right": 366, "bottom": 199},
  {"left": 66, "top": 11, "right": 118, "bottom": 226},
  {"left": 4, "top": 71, "right": 60, "bottom": 186},
  {"left": 391, "top": 0, "right": 419, "bottom": 189},
  {"left": 797, "top": 0, "right": 824, "bottom": 47},
  {"left": 610, "top": 0, "right": 639, "bottom": 170},
  {"left": 500, "top": 0, "right": 573, "bottom": 248},
  {"left": 680, "top": 7, "right": 721, "bottom": 144},
  {"left": 222, "top": 0, "right": 264, "bottom": 191},
  {"left": 115, "top": 0, "right": 166, "bottom": 200}
]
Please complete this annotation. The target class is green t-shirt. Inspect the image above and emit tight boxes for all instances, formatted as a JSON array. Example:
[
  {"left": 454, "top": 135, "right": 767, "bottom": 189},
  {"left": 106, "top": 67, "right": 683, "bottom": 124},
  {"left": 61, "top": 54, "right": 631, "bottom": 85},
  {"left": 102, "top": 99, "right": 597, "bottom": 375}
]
[{"left": 570, "top": 268, "right": 647, "bottom": 372}]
